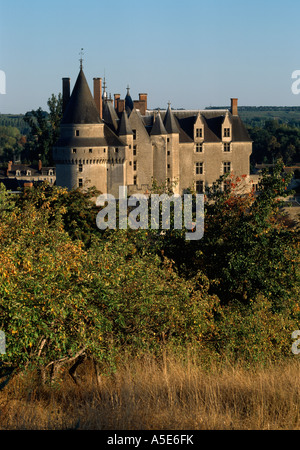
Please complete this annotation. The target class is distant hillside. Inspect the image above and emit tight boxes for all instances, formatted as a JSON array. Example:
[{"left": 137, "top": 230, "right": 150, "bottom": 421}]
[
  {"left": 0, "top": 114, "right": 31, "bottom": 135},
  {"left": 205, "top": 106, "right": 300, "bottom": 127}
]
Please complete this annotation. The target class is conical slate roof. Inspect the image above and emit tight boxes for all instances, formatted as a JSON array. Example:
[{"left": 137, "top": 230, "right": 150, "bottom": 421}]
[
  {"left": 103, "top": 100, "right": 119, "bottom": 130},
  {"left": 164, "top": 104, "right": 179, "bottom": 134},
  {"left": 61, "top": 69, "right": 101, "bottom": 124},
  {"left": 125, "top": 87, "right": 134, "bottom": 113},
  {"left": 118, "top": 110, "right": 133, "bottom": 136},
  {"left": 150, "top": 112, "right": 167, "bottom": 135}
]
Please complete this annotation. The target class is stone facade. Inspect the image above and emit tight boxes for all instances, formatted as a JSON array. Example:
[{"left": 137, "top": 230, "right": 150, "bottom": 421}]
[{"left": 54, "top": 68, "right": 253, "bottom": 197}]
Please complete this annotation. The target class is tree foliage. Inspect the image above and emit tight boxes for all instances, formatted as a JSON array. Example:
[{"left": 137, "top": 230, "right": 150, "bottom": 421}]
[
  {"left": 248, "top": 119, "right": 300, "bottom": 165},
  {"left": 23, "top": 94, "right": 62, "bottom": 165},
  {"left": 0, "top": 160, "right": 299, "bottom": 382}
]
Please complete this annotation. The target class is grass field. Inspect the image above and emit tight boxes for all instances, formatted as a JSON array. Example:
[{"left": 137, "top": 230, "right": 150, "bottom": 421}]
[{"left": 1, "top": 355, "right": 300, "bottom": 430}]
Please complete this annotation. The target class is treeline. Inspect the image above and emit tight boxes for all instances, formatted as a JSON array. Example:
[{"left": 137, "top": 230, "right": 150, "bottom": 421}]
[
  {"left": 0, "top": 94, "right": 62, "bottom": 166},
  {"left": 0, "top": 161, "right": 298, "bottom": 383},
  {"left": 248, "top": 120, "right": 300, "bottom": 166},
  {"left": 0, "top": 115, "right": 31, "bottom": 135},
  {"left": 206, "top": 106, "right": 300, "bottom": 112}
]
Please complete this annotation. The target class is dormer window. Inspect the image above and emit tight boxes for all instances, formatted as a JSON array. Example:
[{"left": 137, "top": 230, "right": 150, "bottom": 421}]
[
  {"left": 48, "top": 169, "right": 53, "bottom": 176},
  {"left": 196, "top": 128, "right": 203, "bottom": 138},
  {"left": 26, "top": 170, "right": 31, "bottom": 176},
  {"left": 16, "top": 170, "right": 20, "bottom": 176},
  {"left": 223, "top": 128, "right": 230, "bottom": 138}
]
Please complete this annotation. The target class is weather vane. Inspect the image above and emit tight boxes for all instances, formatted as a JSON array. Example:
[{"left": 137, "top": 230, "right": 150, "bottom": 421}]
[{"left": 79, "top": 48, "right": 84, "bottom": 70}]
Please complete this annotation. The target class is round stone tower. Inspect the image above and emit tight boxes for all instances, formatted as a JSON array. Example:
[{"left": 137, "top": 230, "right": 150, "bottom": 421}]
[{"left": 53, "top": 68, "right": 109, "bottom": 192}]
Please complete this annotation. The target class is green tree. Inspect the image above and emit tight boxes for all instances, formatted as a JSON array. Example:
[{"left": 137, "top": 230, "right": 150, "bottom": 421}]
[
  {"left": 0, "top": 126, "right": 25, "bottom": 162},
  {"left": 23, "top": 93, "right": 62, "bottom": 165}
]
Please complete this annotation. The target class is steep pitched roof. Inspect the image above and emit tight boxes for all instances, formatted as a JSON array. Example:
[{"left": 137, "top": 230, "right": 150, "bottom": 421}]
[
  {"left": 150, "top": 113, "right": 167, "bottom": 135},
  {"left": 231, "top": 115, "right": 252, "bottom": 142},
  {"left": 163, "top": 105, "right": 179, "bottom": 134},
  {"left": 61, "top": 69, "right": 101, "bottom": 125},
  {"left": 170, "top": 109, "right": 252, "bottom": 142},
  {"left": 102, "top": 100, "right": 119, "bottom": 130},
  {"left": 125, "top": 87, "right": 134, "bottom": 113},
  {"left": 118, "top": 110, "right": 133, "bottom": 136}
]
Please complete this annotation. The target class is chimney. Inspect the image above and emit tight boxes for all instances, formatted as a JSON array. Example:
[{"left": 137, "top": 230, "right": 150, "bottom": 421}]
[
  {"left": 114, "top": 94, "right": 120, "bottom": 110},
  {"left": 93, "top": 78, "right": 103, "bottom": 119},
  {"left": 139, "top": 93, "right": 147, "bottom": 115},
  {"left": 231, "top": 98, "right": 238, "bottom": 116},
  {"left": 38, "top": 159, "right": 42, "bottom": 171},
  {"left": 117, "top": 99, "right": 125, "bottom": 114},
  {"left": 7, "top": 160, "right": 12, "bottom": 176},
  {"left": 62, "top": 78, "right": 70, "bottom": 114}
]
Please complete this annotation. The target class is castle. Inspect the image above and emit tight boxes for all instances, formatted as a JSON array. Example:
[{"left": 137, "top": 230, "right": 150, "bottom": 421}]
[{"left": 53, "top": 67, "right": 253, "bottom": 197}]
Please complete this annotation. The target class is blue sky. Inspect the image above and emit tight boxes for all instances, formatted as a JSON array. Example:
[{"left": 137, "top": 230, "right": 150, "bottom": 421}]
[{"left": 1, "top": 0, "right": 300, "bottom": 113}]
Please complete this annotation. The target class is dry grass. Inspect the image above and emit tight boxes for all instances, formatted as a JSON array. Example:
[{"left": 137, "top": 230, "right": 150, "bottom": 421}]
[{"left": 1, "top": 355, "right": 300, "bottom": 430}]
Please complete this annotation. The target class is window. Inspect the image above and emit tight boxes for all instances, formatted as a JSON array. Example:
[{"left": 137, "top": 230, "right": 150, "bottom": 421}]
[
  {"left": 223, "top": 142, "right": 231, "bottom": 152},
  {"left": 133, "top": 175, "right": 137, "bottom": 185},
  {"left": 223, "top": 128, "right": 230, "bottom": 137},
  {"left": 72, "top": 148, "right": 77, "bottom": 154},
  {"left": 195, "top": 162, "right": 204, "bottom": 175},
  {"left": 195, "top": 143, "right": 203, "bottom": 153},
  {"left": 196, "top": 128, "right": 203, "bottom": 138},
  {"left": 129, "top": 161, "right": 132, "bottom": 166},
  {"left": 167, "top": 164, "right": 171, "bottom": 169},
  {"left": 89, "top": 148, "right": 93, "bottom": 153},
  {"left": 223, "top": 161, "right": 231, "bottom": 174},
  {"left": 48, "top": 169, "right": 53, "bottom": 176},
  {"left": 76, "top": 130, "right": 80, "bottom": 137},
  {"left": 133, "top": 161, "right": 137, "bottom": 171},
  {"left": 115, "top": 148, "right": 119, "bottom": 153},
  {"left": 78, "top": 178, "right": 83, "bottom": 188},
  {"left": 195, "top": 180, "right": 204, "bottom": 193},
  {"left": 26, "top": 170, "right": 31, "bottom": 176},
  {"left": 167, "top": 150, "right": 170, "bottom": 156},
  {"left": 79, "top": 164, "right": 83, "bottom": 173},
  {"left": 132, "top": 129, "right": 137, "bottom": 140},
  {"left": 133, "top": 145, "right": 137, "bottom": 156},
  {"left": 16, "top": 170, "right": 20, "bottom": 176}
]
